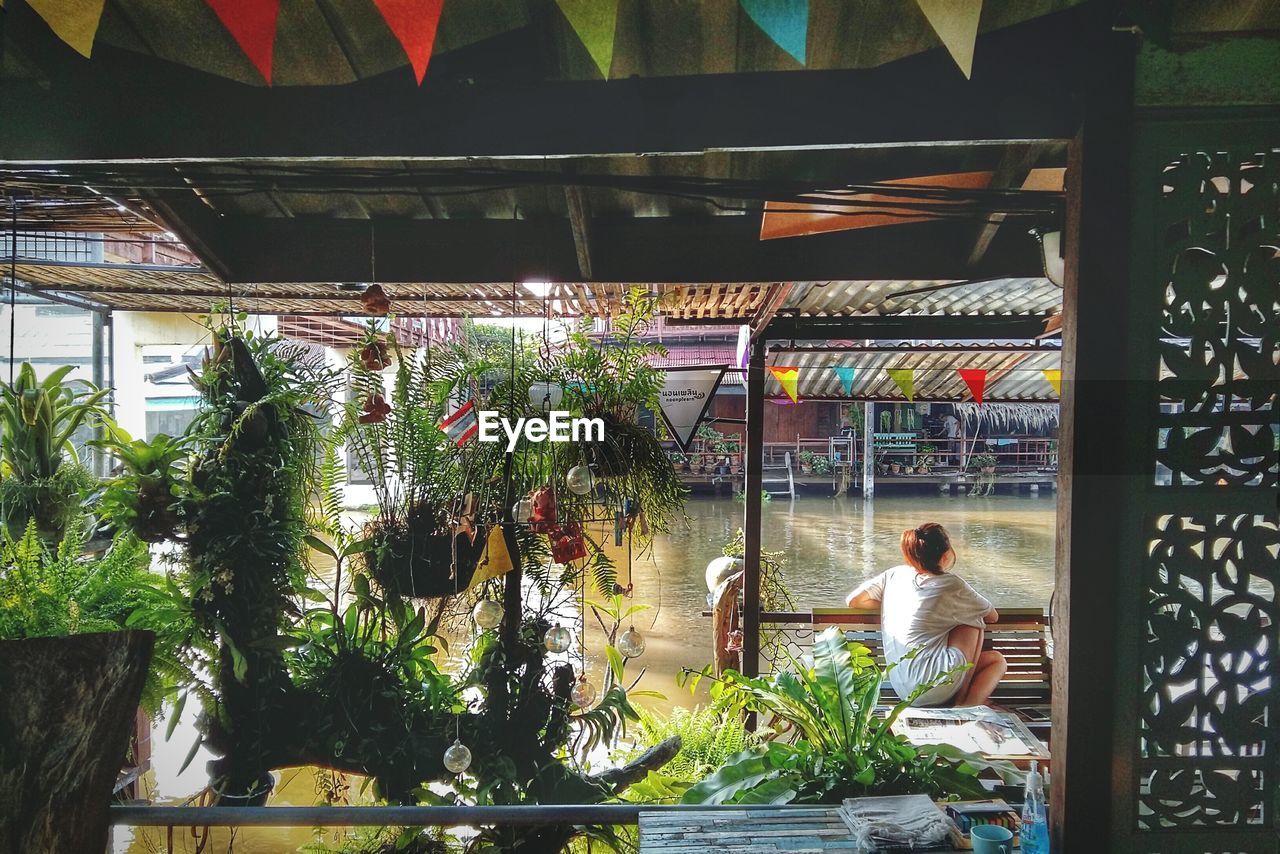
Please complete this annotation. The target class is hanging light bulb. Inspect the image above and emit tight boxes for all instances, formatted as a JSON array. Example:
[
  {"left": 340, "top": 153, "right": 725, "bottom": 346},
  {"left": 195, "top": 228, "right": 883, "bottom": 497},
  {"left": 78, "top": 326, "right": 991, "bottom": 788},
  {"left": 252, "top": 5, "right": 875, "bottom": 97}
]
[
  {"left": 443, "top": 739, "right": 472, "bottom": 774},
  {"left": 617, "top": 626, "right": 646, "bottom": 659},
  {"left": 571, "top": 676, "right": 598, "bottom": 709},
  {"left": 472, "top": 599, "right": 503, "bottom": 631},
  {"left": 544, "top": 624, "right": 573, "bottom": 654},
  {"left": 565, "top": 464, "right": 594, "bottom": 496}
]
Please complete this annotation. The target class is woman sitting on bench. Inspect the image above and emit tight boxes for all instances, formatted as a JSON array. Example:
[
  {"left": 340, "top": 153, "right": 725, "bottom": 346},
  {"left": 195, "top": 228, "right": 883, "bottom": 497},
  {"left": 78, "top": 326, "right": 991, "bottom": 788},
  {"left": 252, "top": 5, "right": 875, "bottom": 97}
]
[{"left": 846, "top": 522, "right": 1007, "bottom": 707}]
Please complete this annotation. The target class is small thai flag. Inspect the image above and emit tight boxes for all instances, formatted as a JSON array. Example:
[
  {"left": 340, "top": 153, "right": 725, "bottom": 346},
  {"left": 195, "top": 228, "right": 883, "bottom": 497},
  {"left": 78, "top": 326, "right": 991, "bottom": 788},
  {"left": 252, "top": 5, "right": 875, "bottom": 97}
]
[{"left": 439, "top": 400, "right": 479, "bottom": 446}]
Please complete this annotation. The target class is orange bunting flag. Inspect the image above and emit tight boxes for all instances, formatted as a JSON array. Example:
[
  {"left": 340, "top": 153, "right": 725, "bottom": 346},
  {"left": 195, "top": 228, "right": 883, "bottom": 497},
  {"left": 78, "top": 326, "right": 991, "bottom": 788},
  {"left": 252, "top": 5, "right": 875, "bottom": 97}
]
[
  {"left": 768, "top": 365, "right": 800, "bottom": 403},
  {"left": 887, "top": 369, "right": 915, "bottom": 402},
  {"left": 957, "top": 368, "right": 987, "bottom": 404},
  {"left": 1043, "top": 369, "right": 1062, "bottom": 396},
  {"left": 372, "top": 0, "right": 446, "bottom": 84},
  {"left": 27, "top": 0, "right": 107, "bottom": 57},
  {"left": 205, "top": 0, "right": 281, "bottom": 84}
]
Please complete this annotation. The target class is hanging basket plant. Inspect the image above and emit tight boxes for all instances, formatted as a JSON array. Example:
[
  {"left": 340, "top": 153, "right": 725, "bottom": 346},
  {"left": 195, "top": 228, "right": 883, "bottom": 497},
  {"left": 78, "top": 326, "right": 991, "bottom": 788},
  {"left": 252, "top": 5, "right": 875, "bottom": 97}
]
[{"left": 362, "top": 501, "right": 488, "bottom": 599}]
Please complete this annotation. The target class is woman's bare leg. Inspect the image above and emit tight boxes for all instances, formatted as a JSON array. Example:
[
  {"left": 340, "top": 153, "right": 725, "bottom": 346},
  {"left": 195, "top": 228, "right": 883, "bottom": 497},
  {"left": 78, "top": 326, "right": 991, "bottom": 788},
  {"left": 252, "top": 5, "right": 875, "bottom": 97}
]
[{"left": 954, "top": 650, "right": 1008, "bottom": 706}]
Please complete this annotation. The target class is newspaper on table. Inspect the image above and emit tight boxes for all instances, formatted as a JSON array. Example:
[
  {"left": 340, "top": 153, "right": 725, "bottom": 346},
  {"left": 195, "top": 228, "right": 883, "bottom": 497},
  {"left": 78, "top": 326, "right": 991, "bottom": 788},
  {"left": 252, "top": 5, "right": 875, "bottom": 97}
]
[
  {"left": 891, "top": 705, "right": 1044, "bottom": 759},
  {"left": 839, "top": 794, "right": 958, "bottom": 852}
]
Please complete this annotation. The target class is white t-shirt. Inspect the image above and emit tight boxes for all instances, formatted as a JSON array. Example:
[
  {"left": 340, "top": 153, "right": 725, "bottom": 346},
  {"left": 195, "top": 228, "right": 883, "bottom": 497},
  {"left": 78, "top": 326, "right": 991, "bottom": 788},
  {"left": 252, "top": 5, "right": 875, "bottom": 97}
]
[{"left": 851, "top": 565, "right": 992, "bottom": 704}]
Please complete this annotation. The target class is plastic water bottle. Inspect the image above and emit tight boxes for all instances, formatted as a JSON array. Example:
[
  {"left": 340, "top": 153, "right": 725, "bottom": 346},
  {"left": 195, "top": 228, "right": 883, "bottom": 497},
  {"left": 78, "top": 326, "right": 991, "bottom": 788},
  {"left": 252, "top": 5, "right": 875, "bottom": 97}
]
[{"left": 1020, "top": 760, "right": 1050, "bottom": 854}]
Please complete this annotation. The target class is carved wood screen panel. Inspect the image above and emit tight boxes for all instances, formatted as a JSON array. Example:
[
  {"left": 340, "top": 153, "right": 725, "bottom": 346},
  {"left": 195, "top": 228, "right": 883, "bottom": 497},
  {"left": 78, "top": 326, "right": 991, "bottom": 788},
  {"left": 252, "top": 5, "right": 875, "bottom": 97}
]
[{"left": 1131, "top": 134, "right": 1279, "bottom": 854}]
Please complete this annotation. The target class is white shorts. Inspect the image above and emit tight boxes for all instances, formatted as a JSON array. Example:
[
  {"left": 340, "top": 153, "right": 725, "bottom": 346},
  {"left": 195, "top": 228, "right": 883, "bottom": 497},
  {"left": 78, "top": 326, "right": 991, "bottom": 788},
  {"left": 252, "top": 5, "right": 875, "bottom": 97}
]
[{"left": 897, "top": 645, "right": 968, "bottom": 707}]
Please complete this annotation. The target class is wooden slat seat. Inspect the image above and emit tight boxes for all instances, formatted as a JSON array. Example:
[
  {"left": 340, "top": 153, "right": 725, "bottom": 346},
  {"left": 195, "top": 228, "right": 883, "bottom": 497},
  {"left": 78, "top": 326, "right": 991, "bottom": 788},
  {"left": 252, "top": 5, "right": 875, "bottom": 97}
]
[{"left": 808, "top": 607, "right": 1053, "bottom": 736}]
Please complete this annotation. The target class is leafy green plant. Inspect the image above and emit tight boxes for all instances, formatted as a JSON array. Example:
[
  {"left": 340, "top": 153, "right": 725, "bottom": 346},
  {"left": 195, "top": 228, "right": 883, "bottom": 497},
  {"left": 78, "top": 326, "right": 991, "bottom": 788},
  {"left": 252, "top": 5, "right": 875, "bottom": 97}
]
[
  {"left": 970, "top": 453, "right": 999, "bottom": 470},
  {"left": 621, "top": 700, "right": 757, "bottom": 804},
  {"left": 682, "top": 628, "right": 1021, "bottom": 806},
  {"left": 811, "top": 455, "right": 833, "bottom": 477},
  {"left": 0, "top": 363, "right": 109, "bottom": 541},
  {"left": 0, "top": 521, "right": 187, "bottom": 714},
  {"left": 90, "top": 425, "right": 190, "bottom": 543}
]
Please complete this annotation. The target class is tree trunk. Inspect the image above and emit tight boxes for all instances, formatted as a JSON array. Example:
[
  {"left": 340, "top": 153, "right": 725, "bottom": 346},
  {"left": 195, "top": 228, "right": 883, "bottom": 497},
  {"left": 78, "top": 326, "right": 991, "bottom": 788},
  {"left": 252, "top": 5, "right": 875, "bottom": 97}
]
[{"left": 0, "top": 630, "right": 154, "bottom": 854}]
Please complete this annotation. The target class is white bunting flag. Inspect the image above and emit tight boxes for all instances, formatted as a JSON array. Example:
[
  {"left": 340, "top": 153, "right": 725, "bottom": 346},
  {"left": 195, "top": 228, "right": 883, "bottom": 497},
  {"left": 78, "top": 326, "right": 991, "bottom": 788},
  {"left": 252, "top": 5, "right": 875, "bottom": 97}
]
[{"left": 657, "top": 367, "right": 726, "bottom": 451}]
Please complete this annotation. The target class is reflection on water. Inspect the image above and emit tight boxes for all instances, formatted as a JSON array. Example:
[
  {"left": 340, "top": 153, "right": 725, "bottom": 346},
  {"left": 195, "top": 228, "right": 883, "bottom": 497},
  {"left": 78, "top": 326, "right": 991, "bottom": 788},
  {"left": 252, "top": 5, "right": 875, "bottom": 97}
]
[{"left": 120, "top": 494, "right": 1055, "bottom": 851}]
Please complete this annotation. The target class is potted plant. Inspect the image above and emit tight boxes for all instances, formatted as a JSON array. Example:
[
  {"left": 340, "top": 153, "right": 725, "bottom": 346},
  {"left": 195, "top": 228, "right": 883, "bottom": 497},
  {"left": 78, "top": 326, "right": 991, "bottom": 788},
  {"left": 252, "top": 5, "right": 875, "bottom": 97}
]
[
  {"left": 971, "top": 453, "right": 999, "bottom": 474},
  {"left": 0, "top": 363, "right": 110, "bottom": 543},
  {"left": 91, "top": 426, "right": 190, "bottom": 543},
  {"left": 797, "top": 450, "right": 816, "bottom": 475},
  {"left": 811, "top": 455, "right": 833, "bottom": 477},
  {"left": 889, "top": 460, "right": 902, "bottom": 474}
]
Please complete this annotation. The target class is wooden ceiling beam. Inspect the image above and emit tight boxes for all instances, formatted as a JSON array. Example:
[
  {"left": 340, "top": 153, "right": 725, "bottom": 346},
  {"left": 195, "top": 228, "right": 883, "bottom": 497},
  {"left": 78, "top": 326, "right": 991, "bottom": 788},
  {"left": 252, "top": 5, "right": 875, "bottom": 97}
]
[
  {"left": 0, "top": 1, "right": 1105, "bottom": 163},
  {"left": 967, "top": 144, "right": 1044, "bottom": 267}
]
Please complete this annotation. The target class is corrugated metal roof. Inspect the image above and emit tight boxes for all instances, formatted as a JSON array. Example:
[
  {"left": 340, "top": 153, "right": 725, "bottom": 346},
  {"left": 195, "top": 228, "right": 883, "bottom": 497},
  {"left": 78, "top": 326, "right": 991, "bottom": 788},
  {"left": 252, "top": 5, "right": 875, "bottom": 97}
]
[
  {"left": 766, "top": 347, "right": 1060, "bottom": 402},
  {"left": 783, "top": 278, "right": 1061, "bottom": 317}
]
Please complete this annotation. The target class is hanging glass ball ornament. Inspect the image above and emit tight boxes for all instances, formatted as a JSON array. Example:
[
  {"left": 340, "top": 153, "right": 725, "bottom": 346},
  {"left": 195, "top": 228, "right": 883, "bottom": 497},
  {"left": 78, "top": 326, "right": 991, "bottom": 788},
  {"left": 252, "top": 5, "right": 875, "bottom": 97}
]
[
  {"left": 565, "top": 464, "right": 594, "bottom": 496},
  {"left": 472, "top": 599, "right": 503, "bottom": 631},
  {"left": 571, "top": 676, "right": 598, "bottom": 709},
  {"left": 443, "top": 739, "right": 472, "bottom": 774},
  {"left": 511, "top": 496, "right": 534, "bottom": 524},
  {"left": 544, "top": 624, "right": 573, "bottom": 654},
  {"left": 618, "top": 626, "right": 647, "bottom": 659}
]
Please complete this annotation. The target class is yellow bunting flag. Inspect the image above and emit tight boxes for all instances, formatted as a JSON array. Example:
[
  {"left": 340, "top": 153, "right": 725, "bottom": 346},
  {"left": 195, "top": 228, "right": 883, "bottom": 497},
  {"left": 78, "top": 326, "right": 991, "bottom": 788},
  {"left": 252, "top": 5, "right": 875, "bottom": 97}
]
[
  {"left": 27, "top": 0, "right": 108, "bottom": 58},
  {"left": 555, "top": 0, "right": 619, "bottom": 79},
  {"left": 887, "top": 368, "right": 915, "bottom": 402},
  {"left": 1043, "top": 369, "right": 1062, "bottom": 396},
  {"left": 915, "top": 0, "right": 983, "bottom": 79},
  {"left": 469, "top": 526, "right": 515, "bottom": 590},
  {"left": 768, "top": 365, "right": 800, "bottom": 403}
]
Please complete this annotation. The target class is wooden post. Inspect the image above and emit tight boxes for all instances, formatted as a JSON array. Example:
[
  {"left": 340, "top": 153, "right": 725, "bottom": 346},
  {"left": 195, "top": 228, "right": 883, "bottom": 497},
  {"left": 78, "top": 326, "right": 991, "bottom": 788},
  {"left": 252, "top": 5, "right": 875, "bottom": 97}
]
[
  {"left": 741, "top": 339, "right": 765, "bottom": 683},
  {"left": 862, "top": 401, "right": 875, "bottom": 500},
  {"left": 1050, "top": 29, "right": 1136, "bottom": 852}
]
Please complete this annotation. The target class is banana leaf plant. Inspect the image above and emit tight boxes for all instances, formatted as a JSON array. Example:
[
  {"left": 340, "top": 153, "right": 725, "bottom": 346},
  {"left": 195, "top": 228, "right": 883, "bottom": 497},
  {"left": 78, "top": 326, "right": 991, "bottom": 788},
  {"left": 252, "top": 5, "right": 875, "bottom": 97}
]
[
  {"left": 0, "top": 363, "right": 111, "bottom": 541},
  {"left": 682, "top": 627, "right": 1023, "bottom": 805}
]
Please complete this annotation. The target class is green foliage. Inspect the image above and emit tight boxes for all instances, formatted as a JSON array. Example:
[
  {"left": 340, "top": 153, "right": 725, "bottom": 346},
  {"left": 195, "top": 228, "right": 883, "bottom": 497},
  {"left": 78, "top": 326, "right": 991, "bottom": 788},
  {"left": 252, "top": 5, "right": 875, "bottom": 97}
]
[
  {"left": 90, "top": 425, "right": 190, "bottom": 542},
  {"left": 0, "top": 521, "right": 185, "bottom": 713},
  {"left": 0, "top": 363, "right": 109, "bottom": 541},
  {"left": 811, "top": 455, "right": 833, "bottom": 476},
  {"left": 682, "top": 628, "right": 1019, "bottom": 806},
  {"left": 970, "top": 453, "right": 999, "bottom": 470},
  {"left": 623, "top": 701, "right": 756, "bottom": 802}
]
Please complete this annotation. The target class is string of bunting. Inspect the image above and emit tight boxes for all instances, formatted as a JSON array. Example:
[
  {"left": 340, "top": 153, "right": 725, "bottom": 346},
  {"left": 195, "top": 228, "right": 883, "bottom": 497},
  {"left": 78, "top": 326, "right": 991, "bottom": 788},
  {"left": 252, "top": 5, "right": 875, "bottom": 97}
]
[
  {"left": 764, "top": 364, "right": 1060, "bottom": 403},
  {"left": 17, "top": 0, "right": 984, "bottom": 83}
]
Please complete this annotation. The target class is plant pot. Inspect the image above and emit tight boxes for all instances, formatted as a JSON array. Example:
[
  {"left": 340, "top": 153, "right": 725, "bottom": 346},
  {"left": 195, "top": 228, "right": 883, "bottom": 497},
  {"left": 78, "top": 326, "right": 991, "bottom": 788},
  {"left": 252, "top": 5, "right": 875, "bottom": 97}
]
[
  {"left": 916, "top": 465, "right": 929, "bottom": 474},
  {"left": 889, "top": 464, "right": 901, "bottom": 474},
  {"left": 981, "top": 466, "right": 996, "bottom": 474},
  {"left": 876, "top": 463, "right": 889, "bottom": 475},
  {"left": 0, "top": 631, "right": 154, "bottom": 853},
  {"left": 365, "top": 509, "right": 488, "bottom": 598},
  {"left": 800, "top": 465, "right": 813, "bottom": 475}
]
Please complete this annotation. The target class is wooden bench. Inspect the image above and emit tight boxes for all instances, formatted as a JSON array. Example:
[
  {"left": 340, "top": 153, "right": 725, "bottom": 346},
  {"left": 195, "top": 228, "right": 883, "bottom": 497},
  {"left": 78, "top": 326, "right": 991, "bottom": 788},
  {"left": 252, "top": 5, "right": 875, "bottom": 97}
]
[{"left": 802, "top": 607, "right": 1053, "bottom": 737}]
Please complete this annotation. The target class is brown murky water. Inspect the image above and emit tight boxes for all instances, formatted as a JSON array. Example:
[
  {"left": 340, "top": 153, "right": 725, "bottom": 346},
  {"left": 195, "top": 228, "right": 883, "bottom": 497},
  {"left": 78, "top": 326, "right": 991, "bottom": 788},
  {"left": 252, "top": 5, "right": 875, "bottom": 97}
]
[{"left": 117, "top": 494, "right": 1056, "bottom": 852}]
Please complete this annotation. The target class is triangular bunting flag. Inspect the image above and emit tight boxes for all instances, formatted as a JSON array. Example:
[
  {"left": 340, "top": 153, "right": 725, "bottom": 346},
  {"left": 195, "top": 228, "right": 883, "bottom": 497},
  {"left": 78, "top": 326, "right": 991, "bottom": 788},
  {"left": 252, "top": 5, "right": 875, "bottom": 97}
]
[
  {"left": 1043, "top": 369, "right": 1062, "bottom": 396},
  {"left": 740, "top": 0, "right": 809, "bottom": 65},
  {"left": 657, "top": 367, "right": 726, "bottom": 452},
  {"left": 832, "top": 366, "right": 857, "bottom": 395},
  {"left": 372, "top": 0, "right": 445, "bottom": 85},
  {"left": 915, "top": 0, "right": 983, "bottom": 79},
  {"left": 205, "top": 0, "right": 281, "bottom": 84},
  {"left": 469, "top": 526, "right": 515, "bottom": 589},
  {"left": 556, "top": 0, "right": 619, "bottom": 79},
  {"left": 28, "top": 0, "right": 107, "bottom": 58},
  {"left": 768, "top": 365, "right": 800, "bottom": 403},
  {"left": 887, "top": 369, "right": 915, "bottom": 402},
  {"left": 439, "top": 400, "right": 479, "bottom": 446},
  {"left": 957, "top": 368, "right": 987, "bottom": 404}
]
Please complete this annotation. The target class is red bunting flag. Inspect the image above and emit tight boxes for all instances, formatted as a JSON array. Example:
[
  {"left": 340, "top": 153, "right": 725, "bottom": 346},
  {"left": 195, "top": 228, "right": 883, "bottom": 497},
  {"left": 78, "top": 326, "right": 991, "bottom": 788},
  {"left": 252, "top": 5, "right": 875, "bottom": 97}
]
[
  {"left": 205, "top": 0, "right": 281, "bottom": 84},
  {"left": 957, "top": 368, "right": 987, "bottom": 404},
  {"left": 372, "top": 0, "right": 446, "bottom": 85},
  {"left": 768, "top": 366, "right": 800, "bottom": 403}
]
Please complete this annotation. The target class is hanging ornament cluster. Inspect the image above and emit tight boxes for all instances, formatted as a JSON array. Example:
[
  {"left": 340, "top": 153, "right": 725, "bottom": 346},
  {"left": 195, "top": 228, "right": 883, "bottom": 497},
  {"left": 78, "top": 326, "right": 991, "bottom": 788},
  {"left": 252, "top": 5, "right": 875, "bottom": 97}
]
[
  {"left": 359, "top": 339, "right": 392, "bottom": 370},
  {"left": 359, "top": 283, "right": 391, "bottom": 314},
  {"left": 565, "top": 464, "right": 594, "bottom": 495},
  {"left": 358, "top": 394, "right": 391, "bottom": 424}
]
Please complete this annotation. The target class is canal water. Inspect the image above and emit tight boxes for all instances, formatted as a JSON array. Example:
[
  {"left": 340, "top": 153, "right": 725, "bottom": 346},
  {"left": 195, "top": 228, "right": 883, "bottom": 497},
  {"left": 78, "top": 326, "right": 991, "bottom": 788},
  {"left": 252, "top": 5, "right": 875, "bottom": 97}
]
[{"left": 119, "top": 493, "right": 1057, "bottom": 852}]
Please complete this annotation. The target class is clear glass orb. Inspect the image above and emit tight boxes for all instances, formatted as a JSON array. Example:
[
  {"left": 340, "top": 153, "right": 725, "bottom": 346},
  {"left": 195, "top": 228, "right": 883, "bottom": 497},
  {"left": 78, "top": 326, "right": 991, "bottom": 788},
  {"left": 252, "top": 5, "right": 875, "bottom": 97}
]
[
  {"left": 617, "top": 626, "right": 646, "bottom": 659},
  {"left": 443, "top": 739, "right": 472, "bottom": 774},
  {"left": 472, "top": 599, "right": 503, "bottom": 631},
  {"left": 565, "top": 464, "right": 594, "bottom": 495},
  {"left": 511, "top": 496, "right": 533, "bottom": 524},
  {"left": 544, "top": 624, "right": 573, "bottom": 654},
  {"left": 571, "top": 678, "right": 598, "bottom": 709}
]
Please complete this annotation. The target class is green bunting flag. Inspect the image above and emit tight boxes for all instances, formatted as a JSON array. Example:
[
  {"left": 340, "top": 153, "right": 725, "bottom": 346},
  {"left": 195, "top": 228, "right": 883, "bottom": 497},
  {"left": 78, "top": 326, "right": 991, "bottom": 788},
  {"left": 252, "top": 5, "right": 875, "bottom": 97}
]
[
  {"left": 887, "top": 369, "right": 915, "bottom": 402},
  {"left": 556, "top": 0, "right": 620, "bottom": 79}
]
